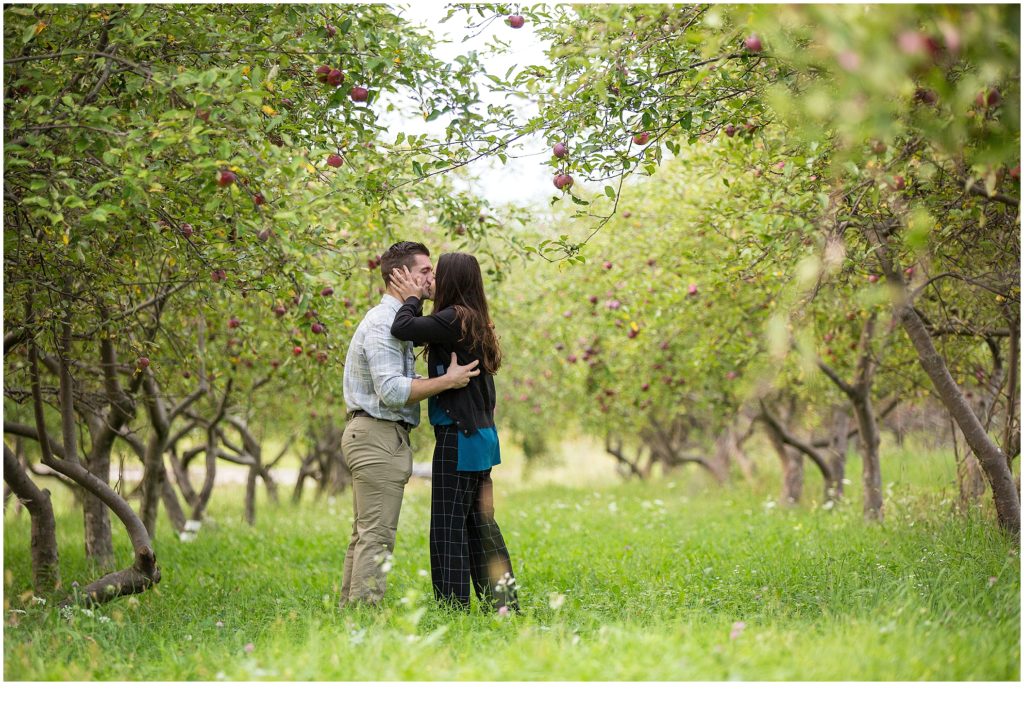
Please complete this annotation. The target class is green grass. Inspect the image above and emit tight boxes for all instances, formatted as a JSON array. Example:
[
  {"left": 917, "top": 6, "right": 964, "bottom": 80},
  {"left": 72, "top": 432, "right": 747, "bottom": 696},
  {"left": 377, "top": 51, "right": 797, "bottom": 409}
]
[{"left": 3, "top": 442, "right": 1019, "bottom": 680}]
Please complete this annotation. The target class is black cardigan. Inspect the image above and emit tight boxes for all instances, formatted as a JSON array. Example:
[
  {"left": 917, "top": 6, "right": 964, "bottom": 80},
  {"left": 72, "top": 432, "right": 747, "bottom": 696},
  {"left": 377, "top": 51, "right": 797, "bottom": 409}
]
[{"left": 390, "top": 297, "right": 496, "bottom": 436}]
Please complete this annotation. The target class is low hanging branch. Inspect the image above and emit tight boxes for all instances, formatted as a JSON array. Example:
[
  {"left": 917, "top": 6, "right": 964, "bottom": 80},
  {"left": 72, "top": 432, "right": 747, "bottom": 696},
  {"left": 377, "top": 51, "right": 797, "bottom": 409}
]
[
  {"left": 3, "top": 443, "right": 60, "bottom": 593},
  {"left": 26, "top": 290, "right": 160, "bottom": 606},
  {"left": 756, "top": 401, "right": 833, "bottom": 483}
]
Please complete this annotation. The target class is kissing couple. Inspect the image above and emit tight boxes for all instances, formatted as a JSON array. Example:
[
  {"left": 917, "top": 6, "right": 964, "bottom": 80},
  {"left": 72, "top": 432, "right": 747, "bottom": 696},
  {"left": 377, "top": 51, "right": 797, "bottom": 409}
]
[{"left": 338, "top": 241, "right": 519, "bottom": 613}]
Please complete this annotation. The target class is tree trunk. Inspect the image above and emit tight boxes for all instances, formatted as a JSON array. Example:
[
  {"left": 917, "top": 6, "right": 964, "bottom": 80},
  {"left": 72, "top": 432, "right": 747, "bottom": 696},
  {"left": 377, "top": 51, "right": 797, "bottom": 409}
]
[
  {"left": 852, "top": 397, "right": 883, "bottom": 520},
  {"left": 140, "top": 435, "right": 167, "bottom": 538},
  {"left": 869, "top": 224, "right": 1020, "bottom": 535},
  {"left": 292, "top": 454, "right": 318, "bottom": 504},
  {"left": 957, "top": 450, "right": 987, "bottom": 509},
  {"left": 245, "top": 464, "right": 258, "bottom": 526},
  {"left": 82, "top": 445, "right": 115, "bottom": 569},
  {"left": 4, "top": 444, "right": 60, "bottom": 593},
  {"left": 160, "top": 478, "right": 187, "bottom": 533},
  {"left": 896, "top": 303, "right": 1020, "bottom": 535},
  {"left": 765, "top": 420, "right": 804, "bottom": 505},
  {"left": 27, "top": 298, "right": 160, "bottom": 607},
  {"left": 825, "top": 407, "right": 849, "bottom": 502},
  {"left": 191, "top": 430, "right": 218, "bottom": 522}
]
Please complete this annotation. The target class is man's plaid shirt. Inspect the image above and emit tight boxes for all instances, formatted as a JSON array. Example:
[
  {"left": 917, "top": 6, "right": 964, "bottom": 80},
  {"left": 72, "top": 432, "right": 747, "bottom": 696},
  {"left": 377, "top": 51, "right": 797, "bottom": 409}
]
[{"left": 343, "top": 294, "right": 421, "bottom": 427}]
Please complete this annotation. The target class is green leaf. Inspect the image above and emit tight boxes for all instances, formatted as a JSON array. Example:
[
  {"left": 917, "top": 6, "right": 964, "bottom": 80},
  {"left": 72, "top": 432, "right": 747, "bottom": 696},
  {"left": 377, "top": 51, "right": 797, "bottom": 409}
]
[
  {"left": 327, "top": 88, "right": 347, "bottom": 109},
  {"left": 604, "top": 186, "right": 616, "bottom": 199},
  {"left": 678, "top": 111, "right": 693, "bottom": 130}
]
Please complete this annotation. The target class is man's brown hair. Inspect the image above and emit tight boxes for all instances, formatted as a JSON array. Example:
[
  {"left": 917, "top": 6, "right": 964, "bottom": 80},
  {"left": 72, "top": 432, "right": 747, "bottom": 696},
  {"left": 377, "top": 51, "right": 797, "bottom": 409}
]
[{"left": 380, "top": 241, "right": 430, "bottom": 285}]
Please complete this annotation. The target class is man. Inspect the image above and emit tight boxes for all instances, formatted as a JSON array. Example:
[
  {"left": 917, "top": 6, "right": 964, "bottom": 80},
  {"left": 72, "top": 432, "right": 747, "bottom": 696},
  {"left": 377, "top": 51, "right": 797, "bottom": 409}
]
[{"left": 340, "top": 241, "right": 479, "bottom": 607}]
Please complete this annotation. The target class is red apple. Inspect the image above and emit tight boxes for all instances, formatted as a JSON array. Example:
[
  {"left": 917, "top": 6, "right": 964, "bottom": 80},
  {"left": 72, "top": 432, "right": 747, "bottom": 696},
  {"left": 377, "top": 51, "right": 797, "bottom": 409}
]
[
  {"left": 627, "top": 327, "right": 640, "bottom": 339},
  {"left": 508, "top": 14, "right": 525, "bottom": 28},
  {"left": 368, "top": 257, "right": 379, "bottom": 270},
  {"left": 253, "top": 193, "right": 266, "bottom": 206},
  {"left": 647, "top": 258, "right": 656, "bottom": 267},
  {"left": 687, "top": 283, "right": 698, "bottom": 296},
  {"left": 553, "top": 173, "right": 574, "bottom": 190},
  {"left": 641, "top": 383, "right": 649, "bottom": 392},
  {"left": 292, "top": 346, "right": 303, "bottom": 356},
  {"left": 311, "top": 322, "right": 324, "bottom": 334},
  {"left": 270, "top": 360, "right": 280, "bottom": 369},
  {"left": 632, "top": 132, "right": 650, "bottom": 146},
  {"left": 316, "top": 65, "right": 331, "bottom": 83},
  {"left": 182, "top": 370, "right": 191, "bottom": 379},
  {"left": 622, "top": 211, "right": 632, "bottom": 218},
  {"left": 181, "top": 223, "right": 194, "bottom": 237},
  {"left": 914, "top": 87, "right": 938, "bottom": 105},
  {"left": 195, "top": 108, "right": 211, "bottom": 122},
  {"left": 325, "top": 24, "right": 336, "bottom": 37},
  {"left": 823, "top": 333, "right": 834, "bottom": 342},
  {"left": 567, "top": 354, "right": 578, "bottom": 363},
  {"left": 211, "top": 269, "right": 227, "bottom": 282},
  {"left": 553, "top": 142, "right": 568, "bottom": 158},
  {"left": 1011, "top": 165, "right": 1021, "bottom": 181},
  {"left": 327, "top": 153, "right": 344, "bottom": 168},
  {"left": 316, "top": 351, "right": 328, "bottom": 363},
  {"left": 975, "top": 87, "right": 1001, "bottom": 109},
  {"left": 217, "top": 170, "right": 237, "bottom": 187},
  {"left": 871, "top": 140, "right": 886, "bottom": 155},
  {"left": 321, "top": 287, "right": 334, "bottom": 297},
  {"left": 228, "top": 316, "right": 241, "bottom": 329},
  {"left": 137, "top": 356, "right": 150, "bottom": 368},
  {"left": 274, "top": 305, "right": 287, "bottom": 317},
  {"left": 892, "top": 175, "right": 906, "bottom": 191},
  {"left": 904, "top": 266, "right": 914, "bottom": 279},
  {"left": 588, "top": 295, "right": 598, "bottom": 304},
  {"left": 724, "top": 124, "right": 737, "bottom": 137},
  {"left": 726, "top": 371, "right": 738, "bottom": 380},
  {"left": 897, "top": 30, "right": 929, "bottom": 56},
  {"left": 327, "top": 69, "right": 344, "bottom": 87},
  {"left": 868, "top": 274, "right": 880, "bottom": 283},
  {"left": 744, "top": 34, "right": 762, "bottom": 52},
  {"left": 281, "top": 98, "right": 294, "bottom": 108},
  {"left": 603, "top": 261, "right": 613, "bottom": 270},
  {"left": 350, "top": 86, "right": 369, "bottom": 102},
  {"left": 258, "top": 228, "right": 272, "bottom": 242}
]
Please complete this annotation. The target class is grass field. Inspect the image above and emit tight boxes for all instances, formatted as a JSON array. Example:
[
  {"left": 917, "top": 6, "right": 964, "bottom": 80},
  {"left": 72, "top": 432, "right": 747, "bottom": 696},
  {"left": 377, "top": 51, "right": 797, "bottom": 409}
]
[{"left": 3, "top": 440, "right": 1020, "bottom": 681}]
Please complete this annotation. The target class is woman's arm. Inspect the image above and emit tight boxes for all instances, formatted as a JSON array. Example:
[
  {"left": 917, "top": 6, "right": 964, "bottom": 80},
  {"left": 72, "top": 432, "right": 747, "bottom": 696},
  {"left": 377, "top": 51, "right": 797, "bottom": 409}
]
[{"left": 391, "top": 298, "right": 459, "bottom": 344}]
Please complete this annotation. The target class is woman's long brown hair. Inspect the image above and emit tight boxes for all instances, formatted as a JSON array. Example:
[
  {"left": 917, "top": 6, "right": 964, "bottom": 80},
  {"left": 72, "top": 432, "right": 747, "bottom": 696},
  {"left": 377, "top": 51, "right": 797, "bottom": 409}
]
[{"left": 432, "top": 252, "right": 502, "bottom": 374}]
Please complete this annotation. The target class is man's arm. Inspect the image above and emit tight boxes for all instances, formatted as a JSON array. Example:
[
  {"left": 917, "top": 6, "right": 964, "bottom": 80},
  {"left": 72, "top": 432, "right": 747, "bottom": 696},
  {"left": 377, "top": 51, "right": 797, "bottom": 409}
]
[{"left": 406, "top": 352, "right": 479, "bottom": 405}]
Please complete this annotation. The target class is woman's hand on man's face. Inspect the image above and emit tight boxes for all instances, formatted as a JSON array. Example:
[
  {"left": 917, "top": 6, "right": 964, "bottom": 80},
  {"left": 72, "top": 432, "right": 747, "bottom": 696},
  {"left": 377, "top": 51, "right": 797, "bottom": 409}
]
[{"left": 390, "top": 265, "right": 428, "bottom": 300}]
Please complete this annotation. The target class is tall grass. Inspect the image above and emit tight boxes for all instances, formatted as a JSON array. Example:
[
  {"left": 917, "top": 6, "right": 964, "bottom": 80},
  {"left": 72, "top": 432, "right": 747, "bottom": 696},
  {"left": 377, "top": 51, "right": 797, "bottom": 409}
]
[{"left": 3, "top": 441, "right": 1019, "bottom": 680}]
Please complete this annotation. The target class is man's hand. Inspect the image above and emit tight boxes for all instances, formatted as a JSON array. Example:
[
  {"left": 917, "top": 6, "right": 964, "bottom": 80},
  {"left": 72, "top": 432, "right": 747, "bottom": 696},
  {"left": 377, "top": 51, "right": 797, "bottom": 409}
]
[
  {"left": 444, "top": 352, "right": 480, "bottom": 389},
  {"left": 390, "top": 265, "right": 428, "bottom": 301}
]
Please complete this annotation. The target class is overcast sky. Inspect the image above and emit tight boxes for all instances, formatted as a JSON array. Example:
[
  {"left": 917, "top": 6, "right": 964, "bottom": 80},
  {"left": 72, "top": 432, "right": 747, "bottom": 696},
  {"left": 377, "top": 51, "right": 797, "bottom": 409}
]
[{"left": 386, "top": 4, "right": 555, "bottom": 206}]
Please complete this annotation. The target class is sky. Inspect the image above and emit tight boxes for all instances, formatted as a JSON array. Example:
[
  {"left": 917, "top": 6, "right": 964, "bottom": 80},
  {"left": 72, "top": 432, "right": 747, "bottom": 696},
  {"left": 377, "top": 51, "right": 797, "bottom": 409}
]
[{"left": 385, "top": 4, "right": 556, "bottom": 206}]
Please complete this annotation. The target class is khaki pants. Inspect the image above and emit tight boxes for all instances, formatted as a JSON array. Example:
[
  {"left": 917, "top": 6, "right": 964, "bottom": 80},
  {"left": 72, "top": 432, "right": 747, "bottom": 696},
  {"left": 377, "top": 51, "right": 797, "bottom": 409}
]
[{"left": 340, "top": 416, "right": 413, "bottom": 606}]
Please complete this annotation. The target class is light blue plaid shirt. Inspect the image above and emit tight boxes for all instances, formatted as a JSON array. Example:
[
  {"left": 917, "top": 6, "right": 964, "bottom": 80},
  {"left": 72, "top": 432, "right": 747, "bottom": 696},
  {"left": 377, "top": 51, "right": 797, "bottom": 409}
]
[{"left": 343, "top": 295, "right": 420, "bottom": 427}]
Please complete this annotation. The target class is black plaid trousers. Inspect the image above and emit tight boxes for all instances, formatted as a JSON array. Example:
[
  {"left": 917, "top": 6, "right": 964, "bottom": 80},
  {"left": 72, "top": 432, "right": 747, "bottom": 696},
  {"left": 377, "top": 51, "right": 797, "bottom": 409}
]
[{"left": 430, "top": 424, "right": 519, "bottom": 611}]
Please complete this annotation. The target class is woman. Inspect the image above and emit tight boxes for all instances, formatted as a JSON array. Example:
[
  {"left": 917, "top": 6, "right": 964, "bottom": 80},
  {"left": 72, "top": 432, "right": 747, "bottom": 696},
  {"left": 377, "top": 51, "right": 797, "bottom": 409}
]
[{"left": 390, "top": 252, "right": 519, "bottom": 612}]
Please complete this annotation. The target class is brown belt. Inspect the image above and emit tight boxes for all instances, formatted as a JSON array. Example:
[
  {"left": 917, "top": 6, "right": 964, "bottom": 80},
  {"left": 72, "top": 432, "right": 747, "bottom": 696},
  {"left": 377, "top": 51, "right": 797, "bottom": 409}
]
[{"left": 346, "top": 409, "right": 413, "bottom": 432}]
